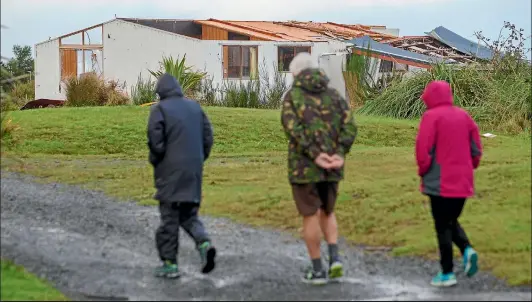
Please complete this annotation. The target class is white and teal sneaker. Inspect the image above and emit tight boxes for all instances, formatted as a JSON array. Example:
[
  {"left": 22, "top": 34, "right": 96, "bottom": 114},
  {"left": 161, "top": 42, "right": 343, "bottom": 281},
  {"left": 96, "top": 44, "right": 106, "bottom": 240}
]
[
  {"left": 154, "top": 261, "right": 181, "bottom": 279},
  {"left": 430, "top": 272, "right": 457, "bottom": 287},
  {"left": 463, "top": 246, "right": 478, "bottom": 277}
]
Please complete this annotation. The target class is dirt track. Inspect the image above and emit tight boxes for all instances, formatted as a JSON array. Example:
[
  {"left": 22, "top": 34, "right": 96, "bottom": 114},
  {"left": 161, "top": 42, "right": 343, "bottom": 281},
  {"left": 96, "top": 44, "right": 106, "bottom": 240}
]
[{"left": 1, "top": 172, "right": 530, "bottom": 301}]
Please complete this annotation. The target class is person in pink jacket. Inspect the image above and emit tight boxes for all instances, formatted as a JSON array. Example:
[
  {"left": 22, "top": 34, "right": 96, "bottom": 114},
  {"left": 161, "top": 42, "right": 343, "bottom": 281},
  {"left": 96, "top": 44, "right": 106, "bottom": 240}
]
[{"left": 415, "top": 80, "right": 482, "bottom": 287}]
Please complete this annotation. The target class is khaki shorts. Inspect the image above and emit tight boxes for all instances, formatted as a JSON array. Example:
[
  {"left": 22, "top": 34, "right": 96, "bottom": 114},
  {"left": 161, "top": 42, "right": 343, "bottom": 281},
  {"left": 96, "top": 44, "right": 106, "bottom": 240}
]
[{"left": 291, "top": 182, "right": 339, "bottom": 217}]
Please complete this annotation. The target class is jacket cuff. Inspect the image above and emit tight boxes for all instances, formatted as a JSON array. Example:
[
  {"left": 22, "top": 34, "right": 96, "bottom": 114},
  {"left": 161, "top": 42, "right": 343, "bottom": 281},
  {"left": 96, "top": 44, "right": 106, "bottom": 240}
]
[{"left": 307, "top": 146, "right": 321, "bottom": 160}]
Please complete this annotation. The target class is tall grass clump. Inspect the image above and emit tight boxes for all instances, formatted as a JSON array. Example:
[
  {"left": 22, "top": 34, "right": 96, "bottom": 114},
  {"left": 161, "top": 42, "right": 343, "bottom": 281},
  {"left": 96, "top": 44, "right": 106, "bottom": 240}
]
[
  {"left": 196, "top": 60, "right": 288, "bottom": 109},
  {"left": 343, "top": 51, "right": 379, "bottom": 109},
  {"left": 197, "top": 76, "right": 220, "bottom": 106},
  {"left": 222, "top": 80, "right": 261, "bottom": 108},
  {"left": 64, "top": 73, "right": 130, "bottom": 107},
  {"left": 259, "top": 60, "right": 289, "bottom": 109},
  {"left": 131, "top": 73, "right": 156, "bottom": 105}
]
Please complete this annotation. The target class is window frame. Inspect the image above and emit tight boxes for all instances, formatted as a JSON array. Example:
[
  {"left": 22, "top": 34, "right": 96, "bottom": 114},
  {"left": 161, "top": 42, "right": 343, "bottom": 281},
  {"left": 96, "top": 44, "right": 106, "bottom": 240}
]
[
  {"left": 277, "top": 46, "right": 312, "bottom": 72},
  {"left": 222, "top": 45, "right": 259, "bottom": 80}
]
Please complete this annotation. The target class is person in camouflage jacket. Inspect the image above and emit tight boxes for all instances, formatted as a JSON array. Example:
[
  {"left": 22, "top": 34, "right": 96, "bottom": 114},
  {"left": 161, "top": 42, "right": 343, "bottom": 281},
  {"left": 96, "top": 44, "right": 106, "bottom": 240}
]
[{"left": 281, "top": 52, "right": 358, "bottom": 285}]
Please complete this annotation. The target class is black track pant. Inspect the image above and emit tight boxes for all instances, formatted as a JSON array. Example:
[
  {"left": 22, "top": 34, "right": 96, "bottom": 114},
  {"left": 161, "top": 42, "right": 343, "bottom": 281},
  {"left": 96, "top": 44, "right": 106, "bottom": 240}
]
[
  {"left": 429, "top": 195, "right": 472, "bottom": 274},
  {"left": 156, "top": 202, "right": 210, "bottom": 263}
]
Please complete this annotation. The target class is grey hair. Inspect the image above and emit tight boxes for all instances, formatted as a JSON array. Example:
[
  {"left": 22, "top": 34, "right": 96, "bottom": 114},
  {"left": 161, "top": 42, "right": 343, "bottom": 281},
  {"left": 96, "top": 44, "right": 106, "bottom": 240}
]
[{"left": 289, "top": 52, "right": 318, "bottom": 76}]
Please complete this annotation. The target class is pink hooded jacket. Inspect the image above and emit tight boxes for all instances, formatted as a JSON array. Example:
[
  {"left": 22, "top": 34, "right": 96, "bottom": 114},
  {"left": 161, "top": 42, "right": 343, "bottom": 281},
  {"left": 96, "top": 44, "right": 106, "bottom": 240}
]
[{"left": 415, "top": 81, "right": 483, "bottom": 198}]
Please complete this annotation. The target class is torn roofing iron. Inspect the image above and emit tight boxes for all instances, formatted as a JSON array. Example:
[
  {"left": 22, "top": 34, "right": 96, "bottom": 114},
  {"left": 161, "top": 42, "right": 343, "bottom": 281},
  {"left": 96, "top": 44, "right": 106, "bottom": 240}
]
[
  {"left": 347, "top": 36, "right": 449, "bottom": 65},
  {"left": 385, "top": 36, "right": 475, "bottom": 64},
  {"left": 426, "top": 26, "right": 494, "bottom": 60}
]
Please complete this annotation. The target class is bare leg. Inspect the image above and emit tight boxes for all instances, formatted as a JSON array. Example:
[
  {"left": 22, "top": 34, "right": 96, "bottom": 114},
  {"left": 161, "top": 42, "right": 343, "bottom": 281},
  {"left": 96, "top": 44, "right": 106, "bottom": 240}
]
[
  {"left": 303, "top": 213, "right": 322, "bottom": 259},
  {"left": 319, "top": 210, "right": 338, "bottom": 245}
]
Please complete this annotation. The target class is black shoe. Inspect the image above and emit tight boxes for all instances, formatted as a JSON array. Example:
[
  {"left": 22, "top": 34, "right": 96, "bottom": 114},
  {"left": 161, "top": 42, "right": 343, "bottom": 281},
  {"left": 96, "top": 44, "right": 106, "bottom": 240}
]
[
  {"left": 302, "top": 267, "right": 328, "bottom": 285},
  {"left": 198, "top": 241, "right": 216, "bottom": 274}
]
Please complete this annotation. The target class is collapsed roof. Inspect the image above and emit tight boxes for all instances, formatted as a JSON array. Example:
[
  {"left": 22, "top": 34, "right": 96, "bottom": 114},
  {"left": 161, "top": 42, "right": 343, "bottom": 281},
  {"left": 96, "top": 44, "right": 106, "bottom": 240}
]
[
  {"left": 385, "top": 26, "right": 494, "bottom": 64},
  {"left": 347, "top": 36, "right": 451, "bottom": 67}
]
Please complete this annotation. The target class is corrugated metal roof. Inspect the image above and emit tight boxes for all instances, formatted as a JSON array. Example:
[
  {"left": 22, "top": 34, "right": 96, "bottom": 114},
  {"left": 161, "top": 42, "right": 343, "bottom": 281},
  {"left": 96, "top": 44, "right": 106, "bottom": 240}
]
[
  {"left": 427, "top": 26, "right": 493, "bottom": 60},
  {"left": 348, "top": 36, "right": 449, "bottom": 65}
]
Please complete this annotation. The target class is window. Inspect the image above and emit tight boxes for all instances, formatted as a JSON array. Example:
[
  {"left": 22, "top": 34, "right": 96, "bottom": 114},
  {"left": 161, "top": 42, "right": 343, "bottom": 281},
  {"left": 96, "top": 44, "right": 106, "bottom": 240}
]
[
  {"left": 59, "top": 24, "right": 103, "bottom": 80},
  {"left": 223, "top": 45, "right": 258, "bottom": 79},
  {"left": 60, "top": 49, "right": 103, "bottom": 80},
  {"left": 278, "top": 46, "right": 312, "bottom": 71},
  {"left": 378, "top": 60, "right": 409, "bottom": 73},
  {"left": 379, "top": 60, "right": 393, "bottom": 73}
]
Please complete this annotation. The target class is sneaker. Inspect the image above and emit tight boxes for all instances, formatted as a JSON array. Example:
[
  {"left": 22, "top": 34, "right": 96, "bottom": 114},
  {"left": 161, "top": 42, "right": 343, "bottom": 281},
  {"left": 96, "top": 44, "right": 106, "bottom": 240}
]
[
  {"left": 328, "top": 261, "right": 344, "bottom": 280},
  {"left": 302, "top": 267, "right": 328, "bottom": 285},
  {"left": 198, "top": 241, "right": 217, "bottom": 274},
  {"left": 154, "top": 261, "right": 180, "bottom": 279},
  {"left": 430, "top": 272, "right": 457, "bottom": 287},
  {"left": 463, "top": 246, "right": 478, "bottom": 277}
]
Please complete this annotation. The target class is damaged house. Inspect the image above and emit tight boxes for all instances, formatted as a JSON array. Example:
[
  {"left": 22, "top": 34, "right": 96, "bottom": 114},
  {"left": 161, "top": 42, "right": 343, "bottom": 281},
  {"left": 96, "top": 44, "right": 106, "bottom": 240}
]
[{"left": 34, "top": 17, "right": 400, "bottom": 101}]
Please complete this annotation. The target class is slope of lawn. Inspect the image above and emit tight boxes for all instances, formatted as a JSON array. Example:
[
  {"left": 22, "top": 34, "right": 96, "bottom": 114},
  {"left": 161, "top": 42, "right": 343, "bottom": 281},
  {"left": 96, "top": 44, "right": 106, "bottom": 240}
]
[
  {"left": 1, "top": 106, "right": 530, "bottom": 285},
  {"left": 0, "top": 260, "right": 68, "bottom": 301}
]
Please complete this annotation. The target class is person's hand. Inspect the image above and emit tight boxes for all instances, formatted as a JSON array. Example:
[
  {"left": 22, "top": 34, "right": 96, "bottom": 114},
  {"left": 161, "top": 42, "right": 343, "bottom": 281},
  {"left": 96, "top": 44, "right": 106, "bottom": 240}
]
[
  {"left": 329, "top": 154, "right": 344, "bottom": 169},
  {"left": 314, "top": 153, "right": 334, "bottom": 169}
]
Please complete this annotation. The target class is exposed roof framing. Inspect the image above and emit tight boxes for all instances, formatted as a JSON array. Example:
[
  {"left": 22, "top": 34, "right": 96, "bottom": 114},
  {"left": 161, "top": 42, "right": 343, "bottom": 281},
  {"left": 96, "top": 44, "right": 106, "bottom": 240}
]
[{"left": 386, "top": 36, "right": 475, "bottom": 63}]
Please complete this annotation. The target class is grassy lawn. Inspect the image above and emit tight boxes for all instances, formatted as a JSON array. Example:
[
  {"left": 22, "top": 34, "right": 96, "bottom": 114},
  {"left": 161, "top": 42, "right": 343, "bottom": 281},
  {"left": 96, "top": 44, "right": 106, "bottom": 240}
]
[
  {"left": 1, "top": 106, "right": 530, "bottom": 285},
  {"left": 0, "top": 260, "right": 68, "bottom": 301}
]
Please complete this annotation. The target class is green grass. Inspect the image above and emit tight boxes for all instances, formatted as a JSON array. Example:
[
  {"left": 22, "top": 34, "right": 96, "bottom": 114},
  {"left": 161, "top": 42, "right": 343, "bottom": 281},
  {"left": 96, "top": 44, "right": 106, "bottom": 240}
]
[
  {"left": 2, "top": 106, "right": 531, "bottom": 285},
  {"left": 0, "top": 260, "right": 68, "bottom": 301}
]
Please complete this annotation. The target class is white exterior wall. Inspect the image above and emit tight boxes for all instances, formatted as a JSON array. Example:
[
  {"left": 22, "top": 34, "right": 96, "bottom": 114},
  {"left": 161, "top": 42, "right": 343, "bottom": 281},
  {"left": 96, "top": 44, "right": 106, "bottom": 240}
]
[
  {"left": 103, "top": 20, "right": 219, "bottom": 96},
  {"left": 34, "top": 39, "right": 63, "bottom": 100}
]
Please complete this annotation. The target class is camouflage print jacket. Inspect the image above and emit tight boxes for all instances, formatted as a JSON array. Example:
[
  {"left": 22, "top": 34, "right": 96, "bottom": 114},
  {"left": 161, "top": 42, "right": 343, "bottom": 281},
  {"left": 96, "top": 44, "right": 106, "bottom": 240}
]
[{"left": 281, "top": 68, "right": 358, "bottom": 184}]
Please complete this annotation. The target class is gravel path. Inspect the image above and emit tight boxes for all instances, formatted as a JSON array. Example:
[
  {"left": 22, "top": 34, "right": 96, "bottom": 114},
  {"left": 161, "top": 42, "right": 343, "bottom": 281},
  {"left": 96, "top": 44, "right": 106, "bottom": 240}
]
[{"left": 1, "top": 172, "right": 530, "bottom": 301}]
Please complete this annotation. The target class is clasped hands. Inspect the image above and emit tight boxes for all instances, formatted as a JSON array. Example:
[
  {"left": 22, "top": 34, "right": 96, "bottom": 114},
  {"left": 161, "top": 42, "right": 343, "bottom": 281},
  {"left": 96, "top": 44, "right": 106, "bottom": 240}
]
[{"left": 314, "top": 153, "right": 344, "bottom": 170}]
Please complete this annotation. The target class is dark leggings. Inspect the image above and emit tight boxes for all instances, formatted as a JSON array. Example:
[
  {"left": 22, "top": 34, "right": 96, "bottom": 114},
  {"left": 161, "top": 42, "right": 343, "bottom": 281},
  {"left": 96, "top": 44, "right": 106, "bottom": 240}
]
[
  {"left": 156, "top": 202, "right": 210, "bottom": 263},
  {"left": 429, "top": 195, "right": 472, "bottom": 274}
]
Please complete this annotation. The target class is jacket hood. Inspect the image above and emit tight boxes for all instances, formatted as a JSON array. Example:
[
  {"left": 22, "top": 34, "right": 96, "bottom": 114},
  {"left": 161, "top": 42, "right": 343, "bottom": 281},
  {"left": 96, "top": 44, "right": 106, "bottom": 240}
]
[
  {"left": 156, "top": 73, "right": 184, "bottom": 100},
  {"left": 421, "top": 80, "right": 454, "bottom": 109},
  {"left": 293, "top": 68, "right": 329, "bottom": 93}
]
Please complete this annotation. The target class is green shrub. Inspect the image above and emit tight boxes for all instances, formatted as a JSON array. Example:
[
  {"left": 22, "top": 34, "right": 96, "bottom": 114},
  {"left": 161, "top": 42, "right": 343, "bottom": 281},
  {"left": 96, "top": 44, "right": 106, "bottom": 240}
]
[
  {"left": 64, "top": 73, "right": 130, "bottom": 107},
  {"left": 131, "top": 74, "right": 156, "bottom": 105},
  {"left": 10, "top": 80, "right": 34, "bottom": 106},
  {"left": 149, "top": 55, "right": 206, "bottom": 98}
]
